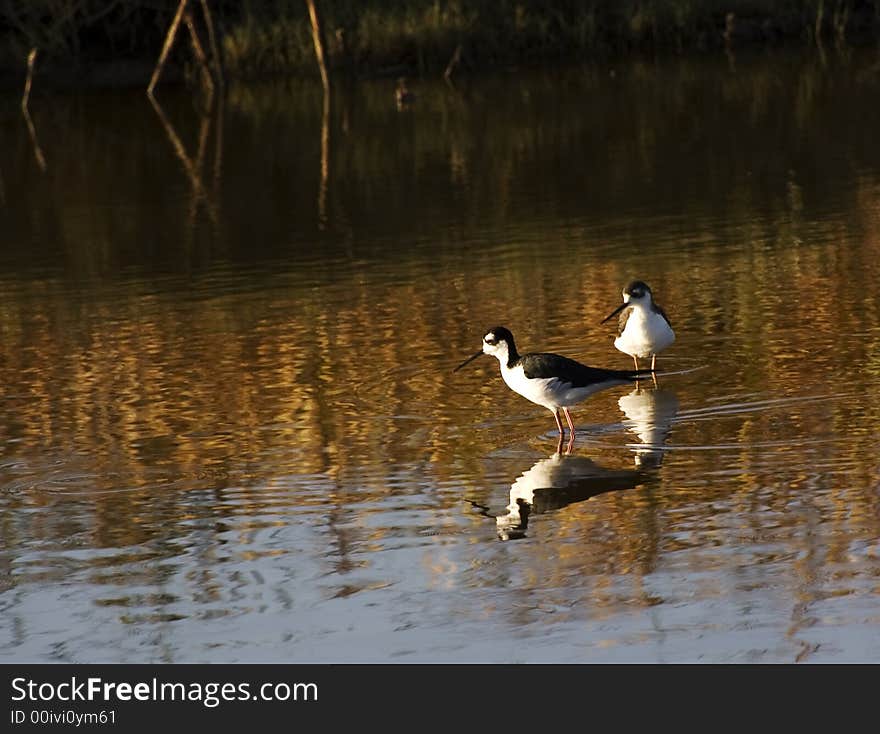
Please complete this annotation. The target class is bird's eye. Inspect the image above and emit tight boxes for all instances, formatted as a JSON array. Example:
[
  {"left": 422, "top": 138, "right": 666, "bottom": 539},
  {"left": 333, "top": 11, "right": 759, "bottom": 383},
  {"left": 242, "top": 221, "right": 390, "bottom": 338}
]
[{"left": 484, "top": 336, "right": 496, "bottom": 345}]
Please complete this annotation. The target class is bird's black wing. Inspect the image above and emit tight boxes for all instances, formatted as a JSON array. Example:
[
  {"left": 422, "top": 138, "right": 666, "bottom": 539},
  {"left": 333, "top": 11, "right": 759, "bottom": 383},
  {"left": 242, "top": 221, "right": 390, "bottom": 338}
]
[
  {"left": 654, "top": 303, "right": 673, "bottom": 328},
  {"left": 520, "top": 353, "right": 645, "bottom": 387}
]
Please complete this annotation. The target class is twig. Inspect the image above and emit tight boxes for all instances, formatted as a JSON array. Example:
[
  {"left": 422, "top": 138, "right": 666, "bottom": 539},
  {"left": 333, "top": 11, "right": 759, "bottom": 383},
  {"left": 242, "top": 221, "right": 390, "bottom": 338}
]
[
  {"left": 23, "top": 106, "right": 47, "bottom": 172},
  {"left": 444, "top": 43, "right": 462, "bottom": 81},
  {"left": 306, "top": 0, "right": 330, "bottom": 92},
  {"left": 815, "top": 0, "right": 825, "bottom": 43},
  {"left": 723, "top": 13, "right": 736, "bottom": 71},
  {"left": 212, "top": 87, "right": 224, "bottom": 191},
  {"left": 184, "top": 8, "right": 214, "bottom": 99},
  {"left": 187, "top": 110, "right": 213, "bottom": 228},
  {"left": 21, "top": 47, "right": 36, "bottom": 111},
  {"left": 148, "top": 0, "right": 189, "bottom": 98},
  {"left": 21, "top": 47, "right": 46, "bottom": 171},
  {"left": 318, "top": 88, "right": 330, "bottom": 228},
  {"left": 833, "top": 0, "right": 849, "bottom": 45},
  {"left": 199, "top": 0, "right": 225, "bottom": 91}
]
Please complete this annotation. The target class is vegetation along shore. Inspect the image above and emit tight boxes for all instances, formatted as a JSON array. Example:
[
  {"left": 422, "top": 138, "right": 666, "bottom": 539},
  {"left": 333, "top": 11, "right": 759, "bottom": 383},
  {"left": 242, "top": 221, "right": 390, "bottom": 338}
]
[{"left": 2, "top": 1, "right": 879, "bottom": 89}]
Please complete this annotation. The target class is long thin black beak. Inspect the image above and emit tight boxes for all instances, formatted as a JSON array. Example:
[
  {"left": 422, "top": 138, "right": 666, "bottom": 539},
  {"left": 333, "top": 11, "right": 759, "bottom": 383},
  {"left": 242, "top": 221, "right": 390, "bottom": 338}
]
[
  {"left": 454, "top": 349, "right": 484, "bottom": 373},
  {"left": 600, "top": 301, "right": 628, "bottom": 324}
]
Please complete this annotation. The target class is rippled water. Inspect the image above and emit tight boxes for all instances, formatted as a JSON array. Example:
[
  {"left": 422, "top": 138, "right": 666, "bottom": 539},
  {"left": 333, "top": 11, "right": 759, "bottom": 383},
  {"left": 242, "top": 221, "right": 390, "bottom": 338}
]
[{"left": 2, "top": 49, "right": 880, "bottom": 662}]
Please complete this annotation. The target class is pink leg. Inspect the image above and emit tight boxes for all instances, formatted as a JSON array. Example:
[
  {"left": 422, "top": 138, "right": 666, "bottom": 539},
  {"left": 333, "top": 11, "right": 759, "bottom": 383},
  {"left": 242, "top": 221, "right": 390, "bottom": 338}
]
[
  {"left": 632, "top": 355, "right": 640, "bottom": 372},
  {"left": 651, "top": 354, "right": 658, "bottom": 386},
  {"left": 562, "top": 408, "right": 576, "bottom": 452},
  {"left": 562, "top": 407, "right": 576, "bottom": 435},
  {"left": 553, "top": 409, "right": 564, "bottom": 437}
]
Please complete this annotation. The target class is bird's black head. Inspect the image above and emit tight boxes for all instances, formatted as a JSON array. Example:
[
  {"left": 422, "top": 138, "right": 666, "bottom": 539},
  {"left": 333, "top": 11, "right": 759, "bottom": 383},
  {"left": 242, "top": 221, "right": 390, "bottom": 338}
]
[
  {"left": 602, "top": 282, "right": 654, "bottom": 324},
  {"left": 453, "top": 326, "right": 518, "bottom": 372},
  {"left": 482, "top": 326, "right": 514, "bottom": 349},
  {"left": 624, "top": 281, "right": 652, "bottom": 300}
]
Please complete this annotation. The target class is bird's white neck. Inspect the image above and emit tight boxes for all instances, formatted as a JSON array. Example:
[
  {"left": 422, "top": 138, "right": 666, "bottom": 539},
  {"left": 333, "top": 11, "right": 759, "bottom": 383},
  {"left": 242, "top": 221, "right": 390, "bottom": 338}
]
[{"left": 485, "top": 341, "right": 513, "bottom": 368}]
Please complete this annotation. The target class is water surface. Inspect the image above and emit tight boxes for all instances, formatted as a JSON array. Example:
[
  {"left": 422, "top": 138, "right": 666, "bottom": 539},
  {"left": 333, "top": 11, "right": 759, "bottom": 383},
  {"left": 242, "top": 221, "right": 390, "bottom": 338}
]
[{"left": 2, "top": 49, "right": 880, "bottom": 662}]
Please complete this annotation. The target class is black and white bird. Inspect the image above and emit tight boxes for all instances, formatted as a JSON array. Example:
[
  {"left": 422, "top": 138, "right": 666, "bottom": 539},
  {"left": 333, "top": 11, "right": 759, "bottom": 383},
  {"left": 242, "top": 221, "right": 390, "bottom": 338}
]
[
  {"left": 496, "top": 453, "right": 642, "bottom": 540},
  {"left": 617, "top": 386, "right": 679, "bottom": 468},
  {"left": 601, "top": 280, "right": 674, "bottom": 372},
  {"left": 454, "top": 326, "right": 652, "bottom": 446}
]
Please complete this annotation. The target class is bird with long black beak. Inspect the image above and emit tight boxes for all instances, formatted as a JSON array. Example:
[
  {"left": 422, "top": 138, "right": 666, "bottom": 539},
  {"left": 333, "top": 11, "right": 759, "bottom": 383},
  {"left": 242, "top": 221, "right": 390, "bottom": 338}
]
[
  {"left": 601, "top": 280, "right": 674, "bottom": 373},
  {"left": 455, "top": 326, "right": 652, "bottom": 450}
]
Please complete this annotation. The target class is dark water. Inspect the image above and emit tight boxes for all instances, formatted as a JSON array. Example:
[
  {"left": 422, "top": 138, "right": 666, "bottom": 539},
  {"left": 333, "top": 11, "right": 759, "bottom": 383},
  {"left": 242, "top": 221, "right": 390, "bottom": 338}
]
[{"left": 2, "top": 48, "right": 880, "bottom": 662}]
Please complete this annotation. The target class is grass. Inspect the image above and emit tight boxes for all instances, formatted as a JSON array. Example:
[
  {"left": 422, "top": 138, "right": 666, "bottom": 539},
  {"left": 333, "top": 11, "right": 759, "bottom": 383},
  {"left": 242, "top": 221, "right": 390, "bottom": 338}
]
[
  {"left": 220, "top": 1, "right": 880, "bottom": 78},
  {"left": 1, "top": 1, "right": 879, "bottom": 84}
]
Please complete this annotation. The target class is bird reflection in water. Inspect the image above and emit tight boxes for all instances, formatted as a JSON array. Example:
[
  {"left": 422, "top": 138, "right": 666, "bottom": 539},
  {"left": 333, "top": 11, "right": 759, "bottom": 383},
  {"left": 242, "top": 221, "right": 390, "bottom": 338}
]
[
  {"left": 495, "top": 453, "right": 643, "bottom": 541},
  {"left": 617, "top": 386, "right": 679, "bottom": 468}
]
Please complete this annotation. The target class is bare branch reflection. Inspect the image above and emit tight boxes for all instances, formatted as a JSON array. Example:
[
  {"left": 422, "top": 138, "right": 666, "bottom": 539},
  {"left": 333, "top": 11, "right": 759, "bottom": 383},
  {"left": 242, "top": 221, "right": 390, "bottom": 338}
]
[
  {"left": 21, "top": 47, "right": 46, "bottom": 172},
  {"left": 21, "top": 106, "right": 47, "bottom": 172},
  {"left": 318, "top": 86, "right": 331, "bottom": 229},
  {"left": 148, "top": 93, "right": 219, "bottom": 227}
]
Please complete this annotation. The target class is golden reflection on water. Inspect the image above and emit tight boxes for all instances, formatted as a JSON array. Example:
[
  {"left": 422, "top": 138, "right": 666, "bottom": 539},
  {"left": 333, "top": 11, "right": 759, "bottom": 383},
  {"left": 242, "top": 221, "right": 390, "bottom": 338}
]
[{"left": 2, "top": 50, "right": 880, "bottom": 661}]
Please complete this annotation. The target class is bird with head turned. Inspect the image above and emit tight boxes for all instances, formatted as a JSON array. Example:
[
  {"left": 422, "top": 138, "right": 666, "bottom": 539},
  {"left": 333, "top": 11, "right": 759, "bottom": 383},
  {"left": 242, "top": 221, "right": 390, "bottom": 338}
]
[{"left": 601, "top": 280, "right": 674, "bottom": 375}]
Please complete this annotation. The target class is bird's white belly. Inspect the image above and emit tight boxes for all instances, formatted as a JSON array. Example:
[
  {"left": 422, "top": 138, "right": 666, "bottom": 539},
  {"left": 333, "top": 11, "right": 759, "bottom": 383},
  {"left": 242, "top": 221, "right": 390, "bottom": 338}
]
[
  {"left": 501, "top": 365, "right": 561, "bottom": 410},
  {"left": 500, "top": 364, "right": 622, "bottom": 410},
  {"left": 615, "top": 312, "right": 674, "bottom": 358}
]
